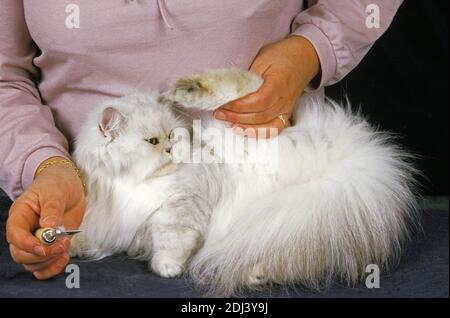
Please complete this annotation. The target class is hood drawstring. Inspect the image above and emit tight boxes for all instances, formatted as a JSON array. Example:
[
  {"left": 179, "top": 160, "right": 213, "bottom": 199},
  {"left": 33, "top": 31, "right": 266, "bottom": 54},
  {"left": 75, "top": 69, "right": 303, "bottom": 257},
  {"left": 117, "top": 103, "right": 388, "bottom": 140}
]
[{"left": 157, "top": 0, "right": 175, "bottom": 30}]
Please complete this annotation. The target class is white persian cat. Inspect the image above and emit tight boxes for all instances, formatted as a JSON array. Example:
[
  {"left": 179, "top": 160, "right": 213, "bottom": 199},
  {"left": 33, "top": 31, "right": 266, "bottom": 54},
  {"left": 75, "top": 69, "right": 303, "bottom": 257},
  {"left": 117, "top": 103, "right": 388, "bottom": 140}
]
[{"left": 70, "top": 69, "right": 418, "bottom": 296}]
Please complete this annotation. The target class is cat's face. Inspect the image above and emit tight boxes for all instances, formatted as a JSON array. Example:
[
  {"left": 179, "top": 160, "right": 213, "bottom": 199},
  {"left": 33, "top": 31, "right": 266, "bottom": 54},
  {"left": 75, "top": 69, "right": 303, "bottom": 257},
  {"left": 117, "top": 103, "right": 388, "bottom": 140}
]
[{"left": 77, "top": 94, "right": 186, "bottom": 181}]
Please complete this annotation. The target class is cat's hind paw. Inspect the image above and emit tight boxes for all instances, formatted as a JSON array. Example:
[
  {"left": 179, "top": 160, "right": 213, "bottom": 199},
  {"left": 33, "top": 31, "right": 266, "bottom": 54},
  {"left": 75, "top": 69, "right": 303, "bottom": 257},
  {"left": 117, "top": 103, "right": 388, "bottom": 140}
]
[
  {"left": 151, "top": 254, "right": 185, "bottom": 278},
  {"left": 246, "top": 263, "right": 269, "bottom": 286}
]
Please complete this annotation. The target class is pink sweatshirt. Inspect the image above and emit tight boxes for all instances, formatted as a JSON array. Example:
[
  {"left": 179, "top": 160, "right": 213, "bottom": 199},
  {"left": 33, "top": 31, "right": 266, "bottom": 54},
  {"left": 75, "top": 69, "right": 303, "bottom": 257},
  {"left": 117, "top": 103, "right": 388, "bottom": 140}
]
[{"left": 0, "top": 0, "right": 403, "bottom": 199}]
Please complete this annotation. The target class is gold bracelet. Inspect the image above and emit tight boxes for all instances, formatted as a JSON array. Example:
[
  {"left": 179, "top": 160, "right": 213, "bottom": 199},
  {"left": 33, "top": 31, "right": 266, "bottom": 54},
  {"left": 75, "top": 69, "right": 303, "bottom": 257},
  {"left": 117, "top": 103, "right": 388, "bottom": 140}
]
[{"left": 35, "top": 159, "right": 87, "bottom": 195}]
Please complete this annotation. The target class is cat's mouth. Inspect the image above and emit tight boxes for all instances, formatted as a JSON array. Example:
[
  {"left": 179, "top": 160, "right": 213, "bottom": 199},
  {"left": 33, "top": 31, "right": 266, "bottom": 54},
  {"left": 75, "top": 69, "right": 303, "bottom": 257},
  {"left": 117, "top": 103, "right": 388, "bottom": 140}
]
[{"left": 153, "top": 161, "right": 177, "bottom": 177}]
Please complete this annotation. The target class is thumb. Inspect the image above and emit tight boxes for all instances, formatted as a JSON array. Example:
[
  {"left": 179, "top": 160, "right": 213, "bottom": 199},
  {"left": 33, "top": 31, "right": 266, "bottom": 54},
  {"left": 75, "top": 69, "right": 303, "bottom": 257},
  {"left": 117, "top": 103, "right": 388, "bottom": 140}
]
[{"left": 39, "top": 200, "right": 65, "bottom": 229}]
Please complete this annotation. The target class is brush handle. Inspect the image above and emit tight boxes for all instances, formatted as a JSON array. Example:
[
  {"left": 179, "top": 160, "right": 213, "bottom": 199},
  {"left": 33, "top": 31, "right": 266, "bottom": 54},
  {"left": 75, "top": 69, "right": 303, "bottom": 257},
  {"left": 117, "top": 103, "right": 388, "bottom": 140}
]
[{"left": 34, "top": 227, "right": 57, "bottom": 245}]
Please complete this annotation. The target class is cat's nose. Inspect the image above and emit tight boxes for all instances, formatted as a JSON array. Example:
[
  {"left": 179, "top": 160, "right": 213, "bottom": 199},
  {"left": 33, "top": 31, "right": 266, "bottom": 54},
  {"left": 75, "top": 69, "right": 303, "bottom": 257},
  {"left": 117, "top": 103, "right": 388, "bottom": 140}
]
[{"left": 164, "top": 144, "right": 172, "bottom": 154}]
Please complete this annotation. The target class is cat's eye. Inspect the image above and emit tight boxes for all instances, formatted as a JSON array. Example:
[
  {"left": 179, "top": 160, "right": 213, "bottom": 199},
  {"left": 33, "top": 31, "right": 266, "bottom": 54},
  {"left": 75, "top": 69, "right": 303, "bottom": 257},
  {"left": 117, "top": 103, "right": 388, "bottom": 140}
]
[{"left": 145, "top": 137, "right": 159, "bottom": 145}]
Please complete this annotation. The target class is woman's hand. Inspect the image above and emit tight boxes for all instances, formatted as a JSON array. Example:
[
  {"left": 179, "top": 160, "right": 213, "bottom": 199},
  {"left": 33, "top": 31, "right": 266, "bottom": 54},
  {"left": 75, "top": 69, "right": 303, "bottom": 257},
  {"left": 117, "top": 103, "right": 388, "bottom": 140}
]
[
  {"left": 214, "top": 36, "right": 320, "bottom": 137},
  {"left": 6, "top": 156, "right": 85, "bottom": 280}
]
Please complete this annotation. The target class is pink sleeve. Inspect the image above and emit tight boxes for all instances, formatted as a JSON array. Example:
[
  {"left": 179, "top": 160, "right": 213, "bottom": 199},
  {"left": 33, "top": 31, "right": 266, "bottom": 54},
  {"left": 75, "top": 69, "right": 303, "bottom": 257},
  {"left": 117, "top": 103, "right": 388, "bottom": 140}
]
[
  {"left": 0, "top": 0, "right": 70, "bottom": 200},
  {"left": 292, "top": 0, "right": 404, "bottom": 89}
]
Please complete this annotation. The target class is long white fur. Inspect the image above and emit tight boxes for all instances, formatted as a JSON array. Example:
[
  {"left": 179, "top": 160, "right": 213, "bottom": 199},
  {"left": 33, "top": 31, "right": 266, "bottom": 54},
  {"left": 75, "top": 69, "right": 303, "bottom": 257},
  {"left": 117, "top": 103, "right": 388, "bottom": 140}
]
[
  {"left": 167, "top": 69, "right": 419, "bottom": 296},
  {"left": 72, "top": 69, "right": 418, "bottom": 297},
  {"left": 71, "top": 94, "right": 191, "bottom": 263}
]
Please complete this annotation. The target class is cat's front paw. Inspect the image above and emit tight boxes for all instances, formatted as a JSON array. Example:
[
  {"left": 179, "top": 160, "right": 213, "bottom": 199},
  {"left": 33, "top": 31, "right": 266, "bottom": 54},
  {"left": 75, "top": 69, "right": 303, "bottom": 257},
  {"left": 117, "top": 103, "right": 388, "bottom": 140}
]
[
  {"left": 169, "top": 76, "right": 212, "bottom": 109},
  {"left": 168, "top": 69, "right": 262, "bottom": 111},
  {"left": 173, "top": 77, "right": 208, "bottom": 95},
  {"left": 68, "top": 234, "right": 85, "bottom": 258},
  {"left": 151, "top": 254, "right": 185, "bottom": 278}
]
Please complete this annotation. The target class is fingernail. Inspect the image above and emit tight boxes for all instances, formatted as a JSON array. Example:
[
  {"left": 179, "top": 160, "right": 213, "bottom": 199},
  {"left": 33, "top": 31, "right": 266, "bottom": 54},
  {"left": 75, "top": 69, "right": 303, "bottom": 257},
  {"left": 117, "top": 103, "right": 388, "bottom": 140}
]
[
  {"left": 33, "top": 246, "right": 46, "bottom": 257},
  {"left": 214, "top": 111, "right": 226, "bottom": 120},
  {"left": 232, "top": 126, "right": 245, "bottom": 135},
  {"left": 51, "top": 244, "right": 65, "bottom": 256}
]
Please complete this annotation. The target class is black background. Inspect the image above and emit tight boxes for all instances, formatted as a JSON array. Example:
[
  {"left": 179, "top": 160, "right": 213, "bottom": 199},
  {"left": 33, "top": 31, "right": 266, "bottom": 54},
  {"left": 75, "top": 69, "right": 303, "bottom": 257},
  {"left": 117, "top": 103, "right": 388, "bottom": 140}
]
[{"left": 326, "top": 0, "right": 449, "bottom": 195}]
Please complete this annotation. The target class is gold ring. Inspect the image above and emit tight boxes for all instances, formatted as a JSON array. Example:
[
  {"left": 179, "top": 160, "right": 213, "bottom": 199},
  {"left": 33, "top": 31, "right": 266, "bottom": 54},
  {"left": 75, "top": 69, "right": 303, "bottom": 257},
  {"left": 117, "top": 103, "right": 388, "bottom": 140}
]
[{"left": 277, "top": 114, "right": 287, "bottom": 127}]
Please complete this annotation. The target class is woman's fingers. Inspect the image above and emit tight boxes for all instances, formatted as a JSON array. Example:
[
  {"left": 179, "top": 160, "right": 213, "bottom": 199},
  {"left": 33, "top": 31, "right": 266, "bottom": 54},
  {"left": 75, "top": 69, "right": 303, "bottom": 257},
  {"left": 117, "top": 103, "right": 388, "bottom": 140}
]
[
  {"left": 23, "top": 255, "right": 61, "bottom": 272},
  {"left": 215, "top": 72, "right": 291, "bottom": 126},
  {"left": 7, "top": 205, "right": 66, "bottom": 258},
  {"left": 217, "top": 70, "right": 281, "bottom": 115},
  {"left": 9, "top": 238, "right": 69, "bottom": 264},
  {"left": 214, "top": 103, "right": 280, "bottom": 125},
  {"left": 233, "top": 115, "right": 291, "bottom": 138},
  {"left": 219, "top": 80, "right": 276, "bottom": 114},
  {"left": 214, "top": 85, "right": 284, "bottom": 125},
  {"left": 8, "top": 203, "right": 71, "bottom": 278},
  {"left": 39, "top": 198, "right": 65, "bottom": 229},
  {"left": 6, "top": 158, "right": 86, "bottom": 279},
  {"left": 33, "top": 253, "right": 70, "bottom": 280},
  {"left": 6, "top": 205, "right": 49, "bottom": 257},
  {"left": 10, "top": 244, "right": 48, "bottom": 264}
]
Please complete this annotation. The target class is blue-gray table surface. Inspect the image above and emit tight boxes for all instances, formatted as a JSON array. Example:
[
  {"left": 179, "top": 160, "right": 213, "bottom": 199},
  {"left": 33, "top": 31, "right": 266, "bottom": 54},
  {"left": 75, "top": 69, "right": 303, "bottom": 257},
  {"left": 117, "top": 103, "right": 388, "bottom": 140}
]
[{"left": 0, "top": 194, "right": 448, "bottom": 298}]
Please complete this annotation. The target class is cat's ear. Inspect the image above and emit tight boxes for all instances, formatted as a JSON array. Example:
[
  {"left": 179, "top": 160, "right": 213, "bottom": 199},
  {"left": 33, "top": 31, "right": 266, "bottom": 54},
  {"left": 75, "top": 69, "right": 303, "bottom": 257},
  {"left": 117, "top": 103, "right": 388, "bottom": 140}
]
[{"left": 99, "top": 107, "right": 125, "bottom": 139}]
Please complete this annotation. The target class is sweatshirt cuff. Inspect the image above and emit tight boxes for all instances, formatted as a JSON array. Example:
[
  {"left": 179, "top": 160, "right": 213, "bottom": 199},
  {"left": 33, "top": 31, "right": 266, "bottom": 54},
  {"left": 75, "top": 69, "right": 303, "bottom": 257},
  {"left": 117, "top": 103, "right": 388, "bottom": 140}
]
[
  {"left": 21, "top": 147, "right": 71, "bottom": 192},
  {"left": 292, "top": 23, "right": 337, "bottom": 91}
]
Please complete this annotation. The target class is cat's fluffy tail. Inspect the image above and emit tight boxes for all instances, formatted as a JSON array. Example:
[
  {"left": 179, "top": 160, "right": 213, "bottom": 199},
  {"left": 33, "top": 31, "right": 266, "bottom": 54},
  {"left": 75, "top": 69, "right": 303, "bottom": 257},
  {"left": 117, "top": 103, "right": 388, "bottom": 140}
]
[{"left": 188, "top": 97, "right": 419, "bottom": 297}]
